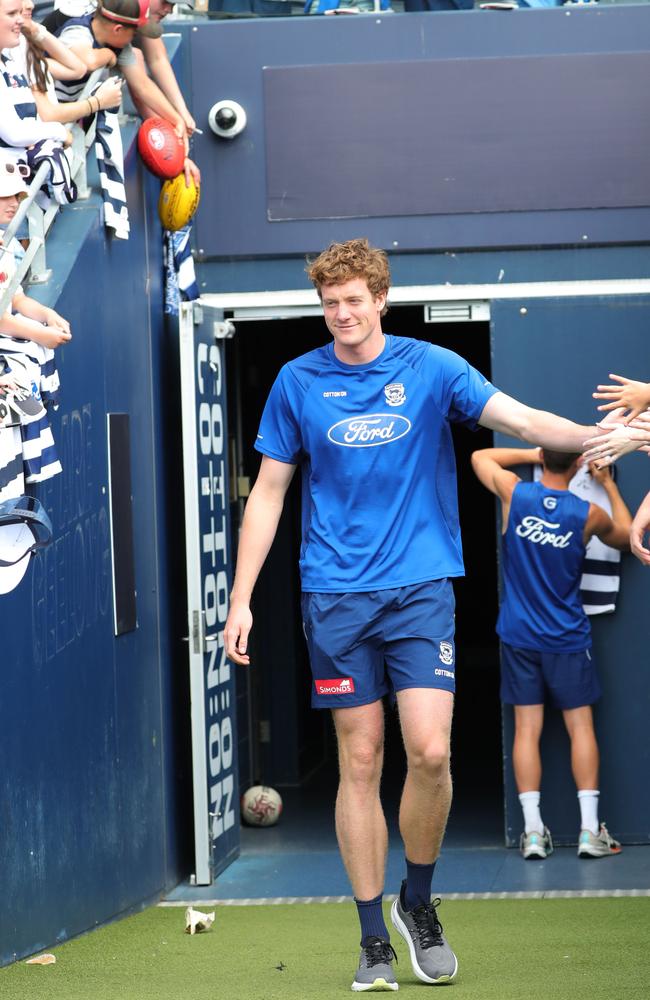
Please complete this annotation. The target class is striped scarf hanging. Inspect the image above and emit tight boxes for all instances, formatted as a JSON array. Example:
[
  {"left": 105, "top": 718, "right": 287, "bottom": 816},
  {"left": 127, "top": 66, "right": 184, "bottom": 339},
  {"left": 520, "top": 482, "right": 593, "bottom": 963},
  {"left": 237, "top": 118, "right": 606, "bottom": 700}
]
[
  {"left": 95, "top": 108, "right": 130, "bottom": 240},
  {"left": 163, "top": 224, "right": 199, "bottom": 316}
]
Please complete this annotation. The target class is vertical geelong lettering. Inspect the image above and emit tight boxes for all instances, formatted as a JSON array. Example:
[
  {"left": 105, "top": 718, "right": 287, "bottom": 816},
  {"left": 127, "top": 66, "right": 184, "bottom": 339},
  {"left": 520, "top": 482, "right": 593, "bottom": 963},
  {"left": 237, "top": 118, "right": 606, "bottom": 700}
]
[{"left": 198, "top": 340, "right": 234, "bottom": 848}]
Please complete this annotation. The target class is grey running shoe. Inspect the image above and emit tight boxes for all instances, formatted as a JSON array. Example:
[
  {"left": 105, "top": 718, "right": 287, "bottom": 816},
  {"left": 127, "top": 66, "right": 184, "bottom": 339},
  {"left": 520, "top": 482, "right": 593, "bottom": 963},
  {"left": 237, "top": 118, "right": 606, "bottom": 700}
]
[
  {"left": 578, "top": 823, "right": 622, "bottom": 858},
  {"left": 351, "top": 937, "right": 399, "bottom": 992},
  {"left": 520, "top": 827, "right": 553, "bottom": 860},
  {"left": 390, "top": 881, "right": 458, "bottom": 985}
]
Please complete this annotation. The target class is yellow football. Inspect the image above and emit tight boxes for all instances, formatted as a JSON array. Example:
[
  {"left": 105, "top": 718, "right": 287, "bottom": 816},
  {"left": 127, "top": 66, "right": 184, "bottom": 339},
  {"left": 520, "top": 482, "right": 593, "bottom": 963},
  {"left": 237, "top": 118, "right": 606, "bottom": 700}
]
[{"left": 158, "top": 173, "right": 201, "bottom": 232}]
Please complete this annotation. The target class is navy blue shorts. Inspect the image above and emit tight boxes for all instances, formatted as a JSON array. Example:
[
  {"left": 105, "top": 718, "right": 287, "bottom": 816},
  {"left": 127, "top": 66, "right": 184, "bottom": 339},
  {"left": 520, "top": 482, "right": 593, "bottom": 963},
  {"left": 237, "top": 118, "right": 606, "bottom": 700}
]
[
  {"left": 301, "top": 580, "right": 456, "bottom": 710},
  {"left": 500, "top": 642, "right": 602, "bottom": 710}
]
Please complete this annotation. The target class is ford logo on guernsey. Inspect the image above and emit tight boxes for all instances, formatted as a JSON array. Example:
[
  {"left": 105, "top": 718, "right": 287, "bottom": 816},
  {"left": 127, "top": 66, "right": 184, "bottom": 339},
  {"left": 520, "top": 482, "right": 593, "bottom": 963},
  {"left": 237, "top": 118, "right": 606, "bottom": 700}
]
[{"left": 327, "top": 413, "right": 411, "bottom": 448}]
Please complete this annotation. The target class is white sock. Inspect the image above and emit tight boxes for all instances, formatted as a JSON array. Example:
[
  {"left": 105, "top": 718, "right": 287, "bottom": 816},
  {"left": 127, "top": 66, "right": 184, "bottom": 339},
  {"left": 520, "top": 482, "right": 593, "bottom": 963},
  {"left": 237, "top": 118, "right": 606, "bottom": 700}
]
[
  {"left": 519, "top": 791, "right": 544, "bottom": 834},
  {"left": 578, "top": 789, "right": 600, "bottom": 835}
]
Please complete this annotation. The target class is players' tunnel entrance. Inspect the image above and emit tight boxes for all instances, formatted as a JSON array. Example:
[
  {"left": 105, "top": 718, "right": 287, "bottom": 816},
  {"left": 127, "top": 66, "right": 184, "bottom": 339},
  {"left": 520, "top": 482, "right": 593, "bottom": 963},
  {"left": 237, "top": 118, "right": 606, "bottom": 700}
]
[{"left": 226, "top": 305, "right": 503, "bottom": 844}]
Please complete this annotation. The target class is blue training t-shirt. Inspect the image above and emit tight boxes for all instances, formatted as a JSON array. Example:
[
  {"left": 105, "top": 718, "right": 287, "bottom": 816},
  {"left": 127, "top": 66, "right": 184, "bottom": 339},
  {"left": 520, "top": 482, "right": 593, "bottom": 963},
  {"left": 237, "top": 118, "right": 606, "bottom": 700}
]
[
  {"left": 497, "top": 481, "right": 592, "bottom": 652},
  {"left": 255, "top": 334, "right": 498, "bottom": 593}
]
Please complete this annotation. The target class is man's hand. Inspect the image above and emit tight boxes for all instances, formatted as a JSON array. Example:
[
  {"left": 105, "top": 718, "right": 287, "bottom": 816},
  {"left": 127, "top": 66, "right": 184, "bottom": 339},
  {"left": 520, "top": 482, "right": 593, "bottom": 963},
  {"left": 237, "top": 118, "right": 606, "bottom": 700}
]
[
  {"left": 593, "top": 374, "right": 650, "bottom": 424},
  {"left": 172, "top": 119, "right": 189, "bottom": 156},
  {"left": 224, "top": 599, "right": 253, "bottom": 666},
  {"left": 183, "top": 157, "right": 201, "bottom": 188},
  {"left": 182, "top": 109, "right": 196, "bottom": 136},
  {"left": 63, "top": 130, "right": 74, "bottom": 148},
  {"left": 582, "top": 423, "right": 650, "bottom": 467}
]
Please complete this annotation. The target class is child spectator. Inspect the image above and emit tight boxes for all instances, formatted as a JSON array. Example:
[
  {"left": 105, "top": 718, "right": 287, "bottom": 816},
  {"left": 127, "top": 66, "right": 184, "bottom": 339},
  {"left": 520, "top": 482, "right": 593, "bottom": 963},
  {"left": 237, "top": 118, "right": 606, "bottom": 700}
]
[{"left": 130, "top": 0, "right": 197, "bottom": 138}]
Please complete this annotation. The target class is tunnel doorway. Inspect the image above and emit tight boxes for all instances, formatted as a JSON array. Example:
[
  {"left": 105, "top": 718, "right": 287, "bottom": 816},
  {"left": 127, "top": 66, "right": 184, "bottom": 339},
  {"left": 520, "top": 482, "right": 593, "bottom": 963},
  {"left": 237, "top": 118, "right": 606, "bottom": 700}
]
[{"left": 227, "top": 303, "right": 503, "bottom": 844}]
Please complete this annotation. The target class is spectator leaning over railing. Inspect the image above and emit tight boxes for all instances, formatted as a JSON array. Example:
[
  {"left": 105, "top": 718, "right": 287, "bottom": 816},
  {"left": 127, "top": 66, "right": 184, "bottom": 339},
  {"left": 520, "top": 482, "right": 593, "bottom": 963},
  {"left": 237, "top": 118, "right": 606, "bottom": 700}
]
[
  {"left": 44, "top": 1, "right": 196, "bottom": 137},
  {"left": 129, "top": 0, "right": 197, "bottom": 139},
  {"left": 50, "top": 0, "right": 199, "bottom": 184},
  {"left": 0, "top": 0, "right": 72, "bottom": 165},
  {"left": 18, "top": 0, "right": 124, "bottom": 125}
]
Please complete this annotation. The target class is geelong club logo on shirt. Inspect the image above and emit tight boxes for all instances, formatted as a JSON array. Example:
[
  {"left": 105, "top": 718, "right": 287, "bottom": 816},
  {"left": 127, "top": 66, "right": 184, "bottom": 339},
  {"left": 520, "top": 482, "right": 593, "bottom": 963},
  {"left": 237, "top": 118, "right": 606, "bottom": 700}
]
[
  {"left": 384, "top": 382, "right": 406, "bottom": 406},
  {"left": 515, "top": 515, "right": 573, "bottom": 548},
  {"left": 327, "top": 413, "right": 411, "bottom": 447},
  {"left": 438, "top": 641, "right": 454, "bottom": 667}
]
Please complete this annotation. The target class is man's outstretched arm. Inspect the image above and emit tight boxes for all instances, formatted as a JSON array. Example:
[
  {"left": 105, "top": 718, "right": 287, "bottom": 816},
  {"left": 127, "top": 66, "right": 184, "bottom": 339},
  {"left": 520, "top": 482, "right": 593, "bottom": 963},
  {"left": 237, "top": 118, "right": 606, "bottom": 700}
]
[
  {"left": 480, "top": 392, "right": 596, "bottom": 451},
  {"left": 224, "top": 456, "right": 296, "bottom": 666},
  {"left": 480, "top": 391, "right": 646, "bottom": 465}
]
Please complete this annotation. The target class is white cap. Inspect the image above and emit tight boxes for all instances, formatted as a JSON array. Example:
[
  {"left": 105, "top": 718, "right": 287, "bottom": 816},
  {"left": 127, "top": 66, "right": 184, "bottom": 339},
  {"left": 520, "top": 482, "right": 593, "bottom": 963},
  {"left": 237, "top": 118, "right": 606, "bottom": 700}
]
[
  {"left": 0, "top": 521, "right": 34, "bottom": 594},
  {"left": 0, "top": 496, "right": 53, "bottom": 594},
  {"left": 0, "top": 153, "right": 29, "bottom": 197}
]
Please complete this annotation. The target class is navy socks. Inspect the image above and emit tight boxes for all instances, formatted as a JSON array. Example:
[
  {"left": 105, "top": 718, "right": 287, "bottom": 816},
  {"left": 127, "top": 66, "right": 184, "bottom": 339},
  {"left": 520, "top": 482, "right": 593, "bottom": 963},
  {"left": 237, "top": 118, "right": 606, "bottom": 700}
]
[
  {"left": 404, "top": 857, "right": 436, "bottom": 911},
  {"left": 355, "top": 893, "right": 390, "bottom": 945}
]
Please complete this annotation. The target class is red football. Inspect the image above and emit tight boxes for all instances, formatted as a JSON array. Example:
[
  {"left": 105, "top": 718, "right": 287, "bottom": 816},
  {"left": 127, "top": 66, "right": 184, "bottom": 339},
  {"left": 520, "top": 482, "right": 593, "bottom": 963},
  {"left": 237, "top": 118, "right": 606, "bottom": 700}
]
[{"left": 137, "top": 117, "right": 185, "bottom": 179}]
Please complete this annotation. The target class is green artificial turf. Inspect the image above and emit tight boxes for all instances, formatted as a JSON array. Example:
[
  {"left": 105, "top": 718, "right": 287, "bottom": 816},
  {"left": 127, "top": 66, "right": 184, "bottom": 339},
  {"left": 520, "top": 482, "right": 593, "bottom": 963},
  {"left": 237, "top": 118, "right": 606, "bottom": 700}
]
[{"left": 1, "top": 897, "right": 648, "bottom": 1000}]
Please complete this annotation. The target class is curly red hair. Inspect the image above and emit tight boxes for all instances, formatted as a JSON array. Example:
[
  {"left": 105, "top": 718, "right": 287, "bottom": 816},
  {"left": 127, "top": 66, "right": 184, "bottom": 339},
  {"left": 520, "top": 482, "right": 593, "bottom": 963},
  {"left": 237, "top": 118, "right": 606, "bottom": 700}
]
[{"left": 306, "top": 239, "right": 391, "bottom": 316}]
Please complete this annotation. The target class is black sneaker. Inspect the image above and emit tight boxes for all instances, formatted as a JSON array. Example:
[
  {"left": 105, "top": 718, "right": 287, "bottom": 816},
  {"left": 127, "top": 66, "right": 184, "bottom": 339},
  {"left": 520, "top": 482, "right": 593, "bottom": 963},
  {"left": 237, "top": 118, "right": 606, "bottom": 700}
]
[
  {"left": 390, "top": 881, "right": 458, "bottom": 984},
  {"left": 351, "top": 936, "right": 399, "bottom": 992}
]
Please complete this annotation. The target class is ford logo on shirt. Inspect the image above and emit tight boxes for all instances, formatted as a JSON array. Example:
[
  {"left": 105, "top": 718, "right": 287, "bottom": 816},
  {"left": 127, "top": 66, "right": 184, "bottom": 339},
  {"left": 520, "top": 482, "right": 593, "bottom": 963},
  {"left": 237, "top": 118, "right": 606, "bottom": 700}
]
[{"left": 327, "top": 413, "right": 411, "bottom": 447}]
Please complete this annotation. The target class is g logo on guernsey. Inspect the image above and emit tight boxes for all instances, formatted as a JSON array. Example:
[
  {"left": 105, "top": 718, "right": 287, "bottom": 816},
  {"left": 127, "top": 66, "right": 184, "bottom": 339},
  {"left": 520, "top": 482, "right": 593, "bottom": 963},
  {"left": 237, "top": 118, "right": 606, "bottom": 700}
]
[
  {"left": 327, "top": 413, "right": 411, "bottom": 448},
  {"left": 543, "top": 496, "right": 558, "bottom": 512}
]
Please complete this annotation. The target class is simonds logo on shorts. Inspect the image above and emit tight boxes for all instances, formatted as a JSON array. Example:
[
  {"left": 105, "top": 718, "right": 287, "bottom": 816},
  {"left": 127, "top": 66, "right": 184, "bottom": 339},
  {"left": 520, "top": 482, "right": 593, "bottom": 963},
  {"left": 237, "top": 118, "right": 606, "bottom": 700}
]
[{"left": 315, "top": 678, "right": 356, "bottom": 695}]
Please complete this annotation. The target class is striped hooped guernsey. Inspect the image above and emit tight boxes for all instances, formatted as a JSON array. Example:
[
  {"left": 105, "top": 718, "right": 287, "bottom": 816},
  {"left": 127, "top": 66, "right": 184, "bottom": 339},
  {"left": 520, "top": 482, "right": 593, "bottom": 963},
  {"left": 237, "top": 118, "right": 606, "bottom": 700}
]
[
  {"left": 52, "top": 15, "right": 112, "bottom": 103},
  {"left": 52, "top": 14, "right": 135, "bottom": 103},
  {"left": 0, "top": 54, "right": 67, "bottom": 154}
]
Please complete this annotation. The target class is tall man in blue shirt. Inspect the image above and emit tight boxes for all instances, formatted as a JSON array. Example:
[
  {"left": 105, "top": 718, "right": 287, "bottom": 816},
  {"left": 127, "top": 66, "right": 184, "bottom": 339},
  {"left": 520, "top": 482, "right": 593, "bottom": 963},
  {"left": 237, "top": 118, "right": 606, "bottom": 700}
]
[
  {"left": 224, "top": 239, "right": 635, "bottom": 992},
  {"left": 471, "top": 446, "right": 630, "bottom": 862}
]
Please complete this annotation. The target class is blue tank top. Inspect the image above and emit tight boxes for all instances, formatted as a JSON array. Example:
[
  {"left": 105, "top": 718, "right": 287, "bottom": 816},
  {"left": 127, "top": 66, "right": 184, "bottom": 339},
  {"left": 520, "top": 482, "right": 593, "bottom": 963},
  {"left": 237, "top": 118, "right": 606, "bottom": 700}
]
[
  {"left": 497, "top": 481, "right": 591, "bottom": 652},
  {"left": 255, "top": 334, "right": 497, "bottom": 593}
]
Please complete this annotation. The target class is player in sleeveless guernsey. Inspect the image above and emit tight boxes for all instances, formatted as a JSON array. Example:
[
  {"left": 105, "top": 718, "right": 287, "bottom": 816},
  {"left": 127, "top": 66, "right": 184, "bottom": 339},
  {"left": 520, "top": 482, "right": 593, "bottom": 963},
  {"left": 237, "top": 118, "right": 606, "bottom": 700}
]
[
  {"left": 472, "top": 446, "right": 631, "bottom": 862},
  {"left": 225, "top": 240, "right": 637, "bottom": 991}
]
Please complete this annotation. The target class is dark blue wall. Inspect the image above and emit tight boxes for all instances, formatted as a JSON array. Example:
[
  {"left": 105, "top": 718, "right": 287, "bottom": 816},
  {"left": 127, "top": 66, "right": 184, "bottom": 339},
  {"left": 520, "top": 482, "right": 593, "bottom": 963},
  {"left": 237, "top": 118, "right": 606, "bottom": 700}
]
[
  {"left": 0, "top": 128, "right": 190, "bottom": 966},
  {"left": 184, "top": 7, "right": 650, "bottom": 258}
]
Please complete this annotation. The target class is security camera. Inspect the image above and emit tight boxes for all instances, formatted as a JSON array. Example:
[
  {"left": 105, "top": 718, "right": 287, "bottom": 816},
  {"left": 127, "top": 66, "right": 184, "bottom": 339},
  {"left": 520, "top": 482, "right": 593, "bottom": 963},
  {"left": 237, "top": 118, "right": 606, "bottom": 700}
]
[{"left": 208, "top": 101, "right": 247, "bottom": 140}]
